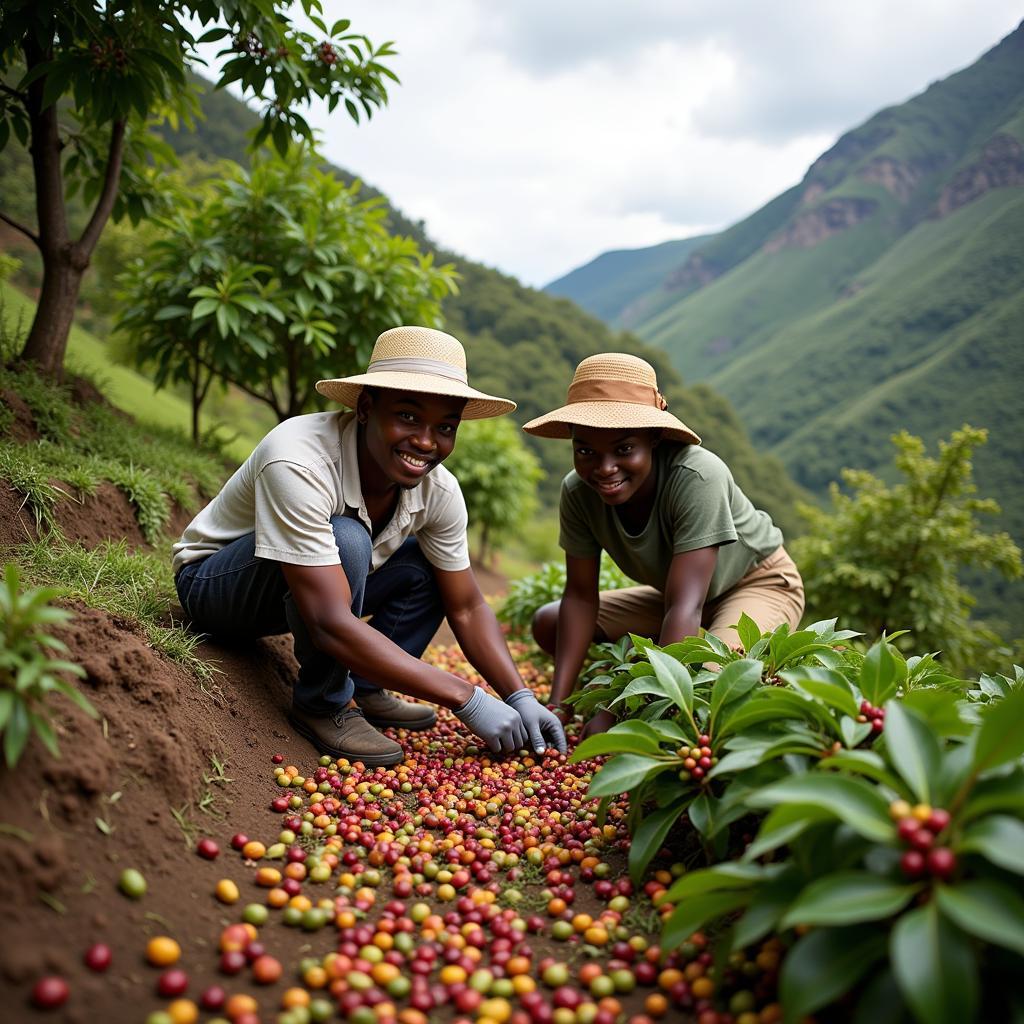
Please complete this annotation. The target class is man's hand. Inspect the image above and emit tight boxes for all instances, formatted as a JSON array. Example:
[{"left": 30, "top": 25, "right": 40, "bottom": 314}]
[
  {"left": 505, "top": 690, "right": 568, "bottom": 754},
  {"left": 453, "top": 686, "right": 529, "bottom": 755}
]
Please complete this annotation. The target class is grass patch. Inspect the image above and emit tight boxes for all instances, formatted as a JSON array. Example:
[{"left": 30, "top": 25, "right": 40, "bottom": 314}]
[
  {"left": 0, "top": 357, "right": 230, "bottom": 542},
  {"left": 16, "top": 536, "right": 218, "bottom": 683}
]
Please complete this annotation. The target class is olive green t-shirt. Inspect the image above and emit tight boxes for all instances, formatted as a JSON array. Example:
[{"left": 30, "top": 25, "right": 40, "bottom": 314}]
[{"left": 558, "top": 443, "right": 783, "bottom": 600}]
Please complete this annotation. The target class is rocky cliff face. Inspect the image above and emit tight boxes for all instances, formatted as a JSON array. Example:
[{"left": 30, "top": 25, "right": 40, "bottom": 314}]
[
  {"left": 763, "top": 197, "right": 879, "bottom": 252},
  {"left": 935, "top": 133, "right": 1024, "bottom": 216}
]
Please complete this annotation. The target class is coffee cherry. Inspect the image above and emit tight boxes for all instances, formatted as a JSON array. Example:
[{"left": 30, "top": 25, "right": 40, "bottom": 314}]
[{"left": 926, "top": 847, "right": 957, "bottom": 880}]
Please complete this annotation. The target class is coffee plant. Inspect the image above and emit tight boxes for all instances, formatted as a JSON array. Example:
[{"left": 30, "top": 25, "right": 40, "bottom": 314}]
[
  {"left": 570, "top": 616, "right": 1024, "bottom": 1023},
  {"left": 0, "top": 563, "right": 95, "bottom": 767}
]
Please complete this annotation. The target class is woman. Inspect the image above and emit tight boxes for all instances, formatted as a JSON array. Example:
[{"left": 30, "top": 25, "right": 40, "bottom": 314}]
[{"left": 523, "top": 352, "right": 804, "bottom": 732}]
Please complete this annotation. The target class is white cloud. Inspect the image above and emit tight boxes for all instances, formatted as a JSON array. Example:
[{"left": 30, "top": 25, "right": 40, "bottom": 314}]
[{"left": 283, "top": 1, "right": 1022, "bottom": 285}]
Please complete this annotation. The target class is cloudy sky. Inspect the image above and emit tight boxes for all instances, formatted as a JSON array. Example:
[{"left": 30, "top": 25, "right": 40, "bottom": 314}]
[{"left": 281, "top": 2, "right": 1021, "bottom": 286}]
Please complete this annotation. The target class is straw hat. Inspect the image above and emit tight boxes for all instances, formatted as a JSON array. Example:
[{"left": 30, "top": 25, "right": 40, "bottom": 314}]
[
  {"left": 522, "top": 353, "right": 701, "bottom": 445},
  {"left": 316, "top": 326, "right": 516, "bottom": 419}
]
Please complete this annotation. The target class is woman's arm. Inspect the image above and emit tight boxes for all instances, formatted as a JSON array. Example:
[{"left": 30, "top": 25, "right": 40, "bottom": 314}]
[
  {"left": 548, "top": 554, "right": 602, "bottom": 708},
  {"left": 659, "top": 546, "right": 718, "bottom": 644}
]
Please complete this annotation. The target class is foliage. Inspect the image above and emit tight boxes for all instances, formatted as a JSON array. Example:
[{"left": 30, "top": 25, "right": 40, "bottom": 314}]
[
  {"left": 573, "top": 616, "right": 1024, "bottom": 1022},
  {"left": 114, "top": 146, "right": 457, "bottom": 435},
  {"left": 793, "top": 426, "right": 1021, "bottom": 673},
  {"left": 498, "top": 559, "right": 635, "bottom": 636},
  {"left": 0, "top": 563, "right": 95, "bottom": 767},
  {"left": 18, "top": 537, "right": 217, "bottom": 684},
  {"left": 445, "top": 418, "right": 543, "bottom": 566},
  {"left": 0, "top": 357, "right": 228, "bottom": 541},
  {"left": 0, "top": 0, "right": 397, "bottom": 374}
]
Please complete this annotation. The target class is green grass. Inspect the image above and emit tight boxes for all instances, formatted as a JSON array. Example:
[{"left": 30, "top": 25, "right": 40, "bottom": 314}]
[{"left": 15, "top": 536, "right": 219, "bottom": 684}]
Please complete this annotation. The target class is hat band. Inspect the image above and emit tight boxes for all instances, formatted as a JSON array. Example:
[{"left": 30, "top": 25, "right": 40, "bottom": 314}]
[
  {"left": 367, "top": 356, "right": 468, "bottom": 384},
  {"left": 567, "top": 379, "right": 668, "bottom": 411}
]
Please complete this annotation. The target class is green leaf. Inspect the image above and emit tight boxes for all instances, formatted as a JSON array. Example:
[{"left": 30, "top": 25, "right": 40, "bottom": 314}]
[
  {"left": 646, "top": 649, "right": 694, "bottom": 716},
  {"left": 860, "top": 640, "right": 900, "bottom": 706},
  {"left": 958, "top": 815, "right": 1024, "bottom": 874},
  {"left": 735, "top": 612, "right": 761, "bottom": 654},
  {"left": 972, "top": 687, "right": 1024, "bottom": 773},
  {"left": 748, "top": 774, "right": 895, "bottom": 843},
  {"left": 3, "top": 700, "right": 30, "bottom": 768},
  {"left": 891, "top": 902, "right": 978, "bottom": 1024},
  {"left": 586, "top": 754, "right": 667, "bottom": 798},
  {"left": 663, "top": 861, "right": 770, "bottom": 903},
  {"left": 743, "top": 803, "right": 832, "bottom": 860},
  {"left": 779, "top": 926, "right": 887, "bottom": 1023},
  {"left": 662, "top": 888, "right": 753, "bottom": 949},
  {"left": 628, "top": 798, "right": 690, "bottom": 883},
  {"left": 569, "top": 731, "right": 663, "bottom": 761},
  {"left": 935, "top": 880, "right": 1024, "bottom": 957},
  {"left": 884, "top": 702, "right": 940, "bottom": 804},
  {"left": 733, "top": 872, "right": 804, "bottom": 949},
  {"left": 780, "top": 871, "right": 919, "bottom": 928},
  {"left": 709, "top": 659, "right": 762, "bottom": 730},
  {"left": 783, "top": 668, "right": 859, "bottom": 718}
]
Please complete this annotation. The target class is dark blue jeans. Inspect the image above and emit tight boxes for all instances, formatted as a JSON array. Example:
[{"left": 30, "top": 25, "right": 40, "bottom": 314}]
[{"left": 175, "top": 516, "right": 445, "bottom": 716}]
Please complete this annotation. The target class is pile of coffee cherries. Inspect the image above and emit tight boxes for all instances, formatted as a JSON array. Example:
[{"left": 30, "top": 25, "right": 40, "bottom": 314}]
[{"left": 141, "top": 645, "right": 782, "bottom": 1024}]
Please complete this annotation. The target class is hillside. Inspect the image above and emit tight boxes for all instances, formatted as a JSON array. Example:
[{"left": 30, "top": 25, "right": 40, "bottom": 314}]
[
  {"left": 544, "top": 235, "right": 709, "bottom": 323},
  {"left": 545, "top": 22, "right": 1024, "bottom": 627},
  {"left": 0, "top": 68, "right": 807, "bottom": 531}
]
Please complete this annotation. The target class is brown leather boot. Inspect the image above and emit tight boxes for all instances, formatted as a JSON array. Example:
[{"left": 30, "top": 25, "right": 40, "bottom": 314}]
[
  {"left": 354, "top": 689, "right": 437, "bottom": 731},
  {"left": 286, "top": 707, "right": 404, "bottom": 766}
]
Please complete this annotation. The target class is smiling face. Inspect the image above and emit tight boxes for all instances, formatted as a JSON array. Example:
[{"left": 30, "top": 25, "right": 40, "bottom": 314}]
[
  {"left": 357, "top": 387, "right": 467, "bottom": 492},
  {"left": 571, "top": 426, "right": 660, "bottom": 508}
]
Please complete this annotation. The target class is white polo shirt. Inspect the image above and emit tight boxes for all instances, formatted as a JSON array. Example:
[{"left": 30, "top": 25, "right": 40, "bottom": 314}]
[{"left": 172, "top": 411, "right": 471, "bottom": 575}]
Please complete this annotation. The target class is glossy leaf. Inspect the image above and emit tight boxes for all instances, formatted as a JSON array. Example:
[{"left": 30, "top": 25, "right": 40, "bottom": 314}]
[
  {"left": 748, "top": 774, "right": 895, "bottom": 843},
  {"left": 586, "top": 754, "right": 668, "bottom": 798},
  {"left": 628, "top": 798, "right": 690, "bottom": 883},
  {"left": 646, "top": 648, "right": 694, "bottom": 715},
  {"left": 662, "top": 888, "right": 753, "bottom": 949},
  {"left": 971, "top": 687, "right": 1024, "bottom": 773},
  {"left": 891, "top": 902, "right": 978, "bottom": 1024},
  {"left": 958, "top": 815, "right": 1024, "bottom": 874},
  {"left": 709, "top": 658, "right": 762, "bottom": 729},
  {"left": 859, "top": 640, "right": 901, "bottom": 706},
  {"left": 884, "top": 702, "right": 940, "bottom": 804},
  {"left": 783, "top": 668, "right": 859, "bottom": 718},
  {"left": 780, "top": 871, "right": 919, "bottom": 928},
  {"left": 779, "top": 926, "right": 887, "bottom": 1023},
  {"left": 934, "top": 880, "right": 1024, "bottom": 956}
]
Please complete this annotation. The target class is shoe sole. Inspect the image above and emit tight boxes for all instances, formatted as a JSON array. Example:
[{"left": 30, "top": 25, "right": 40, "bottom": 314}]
[
  {"left": 361, "top": 711, "right": 437, "bottom": 732},
  {"left": 286, "top": 714, "right": 405, "bottom": 767}
]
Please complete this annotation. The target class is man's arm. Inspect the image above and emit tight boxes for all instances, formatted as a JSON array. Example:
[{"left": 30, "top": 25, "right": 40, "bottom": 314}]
[
  {"left": 433, "top": 567, "right": 528, "bottom": 698},
  {"left": 659, "top": 546, "right": 718, "bottom": 645},
  {"left": 435, "top": 567, "right": 567, "bottom": 753},
  {"left": 280, "top": 562, "right": 474, "bottom": 709},
  {"left": 548, "top": 554, "right": 601, "bottom": 709}
]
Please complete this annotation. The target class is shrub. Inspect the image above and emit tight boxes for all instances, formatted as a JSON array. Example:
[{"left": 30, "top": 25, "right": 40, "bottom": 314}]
[
  {"left": 498, "top": 559, "right": 634, "bottom": 635},
  {"left": 0, "top": 563, "right": 96, "bottom": 767},
  {"left": 571, "top": 618, "right": 1024, "bottom": 1023}
]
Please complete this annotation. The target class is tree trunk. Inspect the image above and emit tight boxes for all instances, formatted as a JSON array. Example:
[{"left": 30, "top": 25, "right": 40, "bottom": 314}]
[
  {"left": 15, "top": 35, "right": 126, "bottom": 380},
  {"left": 19, "top": 250, "right": 86, "bottom": 379}
]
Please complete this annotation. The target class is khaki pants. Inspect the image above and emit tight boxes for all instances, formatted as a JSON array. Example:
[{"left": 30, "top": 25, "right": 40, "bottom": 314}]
[{"left": 595, "top": 546, "right": 805, "bottom": 650}]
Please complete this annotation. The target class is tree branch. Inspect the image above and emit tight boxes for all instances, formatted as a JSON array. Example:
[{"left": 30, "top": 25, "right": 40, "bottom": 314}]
[
  {"left": 75, "top": 118, "right": 126, "bottom": 258},
  {"left": 0, "top": 82, "right": 27, "bottom": 103},
  {"left": 0, "top": 209, "right": 40, "bottom": 247}
]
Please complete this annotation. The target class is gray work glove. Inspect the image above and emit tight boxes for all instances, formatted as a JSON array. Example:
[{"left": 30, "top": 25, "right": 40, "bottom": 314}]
[
  {"left": 454, "top": 686, "right": 529, "bottom": 756},
  {"left": 505, "top": 689, "right": 568, "bottom": 754}
]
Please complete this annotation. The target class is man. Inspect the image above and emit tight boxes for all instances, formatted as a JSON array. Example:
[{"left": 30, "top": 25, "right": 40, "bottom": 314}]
[{"left": 173, "top": 326, "right": 566, "bottom": 766}]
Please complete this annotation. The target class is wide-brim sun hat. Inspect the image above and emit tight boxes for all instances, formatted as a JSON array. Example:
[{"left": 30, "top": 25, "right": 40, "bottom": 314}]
[
  {"left": 522, "top": 352, "right": 701, "bottom": 445},
  {"left": 315, "top": 326, "right": 516, "bottom": 419}
]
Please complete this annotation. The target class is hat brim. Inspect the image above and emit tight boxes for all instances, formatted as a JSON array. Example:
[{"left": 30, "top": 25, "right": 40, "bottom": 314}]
[
  {"left": 316, "top": 371, "right": 516, "bottom": 420},
  {"left": 522, "top": 401, "right": 701, "bottom": 446}
]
